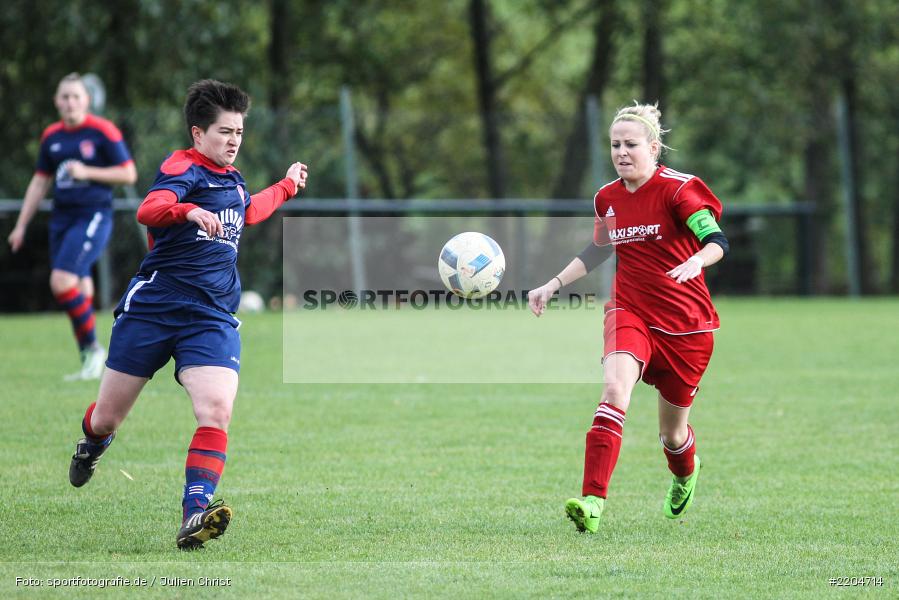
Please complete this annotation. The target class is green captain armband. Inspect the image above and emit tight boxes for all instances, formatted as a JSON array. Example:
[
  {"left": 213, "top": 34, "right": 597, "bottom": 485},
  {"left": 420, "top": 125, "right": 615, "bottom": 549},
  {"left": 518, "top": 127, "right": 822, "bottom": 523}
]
[{"left": 685, "top": 209, "right": 722, "bottom": 241}]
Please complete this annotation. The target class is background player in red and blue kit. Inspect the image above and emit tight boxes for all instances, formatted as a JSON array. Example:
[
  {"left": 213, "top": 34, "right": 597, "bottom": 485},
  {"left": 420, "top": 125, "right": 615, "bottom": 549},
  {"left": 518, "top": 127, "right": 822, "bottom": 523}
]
[
  {"left": 528, "top": 102, "right": 730, "bottom": 533},
  {"left": 67, "top": 80, "right": 309, "bottom": 550},
  {"left": 7, "top": 73, "right": 137, "bottom": 380}
]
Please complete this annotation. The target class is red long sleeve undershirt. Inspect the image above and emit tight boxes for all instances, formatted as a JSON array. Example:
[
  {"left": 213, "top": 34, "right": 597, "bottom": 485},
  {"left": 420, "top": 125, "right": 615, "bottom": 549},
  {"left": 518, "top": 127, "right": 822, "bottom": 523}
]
[{"left": 136, "top": 177, "right": 298, "bottom": 227}]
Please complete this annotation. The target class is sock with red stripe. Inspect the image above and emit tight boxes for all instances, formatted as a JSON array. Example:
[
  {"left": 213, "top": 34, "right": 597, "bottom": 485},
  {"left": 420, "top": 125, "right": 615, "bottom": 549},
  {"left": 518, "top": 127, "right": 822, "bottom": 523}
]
[
  {"left": 81, "top": 401, "right": 113, "bottom": 446},
  {"left": 662, "top": 424, "right": 696, "bottom": 478},
  {"left": 582, "top": 402, "right": 626, "bottom": 498},
  {"left": 55, "top": 287, "right": 96, "bottom": 351},
  {"left": 183, "top": 427, "right": 228, "bottom": 520}
]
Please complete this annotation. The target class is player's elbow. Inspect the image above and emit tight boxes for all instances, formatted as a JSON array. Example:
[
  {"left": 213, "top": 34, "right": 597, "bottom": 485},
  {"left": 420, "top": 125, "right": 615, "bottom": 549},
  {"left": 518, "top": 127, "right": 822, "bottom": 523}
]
[
  {"left": 243, "top": 206, "right": 259, "bottom": 226},
  {"left": 30, "top": 173, "right": 53, "bottom": 196},
  {"left": 702, "top": 232, "right": 729, "bottom": 258},
  {"left": 135, "top": 203, "right": 152, "bottom": 226},
  {"left": 122, "top": 163, "right": 138, "bottom": 185}
]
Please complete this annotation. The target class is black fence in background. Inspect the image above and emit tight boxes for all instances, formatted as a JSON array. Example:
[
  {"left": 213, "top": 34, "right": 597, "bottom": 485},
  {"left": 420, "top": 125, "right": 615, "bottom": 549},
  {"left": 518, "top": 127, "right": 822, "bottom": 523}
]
[{"left": 0, "top": 199, "right": 814, "bottom": 312}]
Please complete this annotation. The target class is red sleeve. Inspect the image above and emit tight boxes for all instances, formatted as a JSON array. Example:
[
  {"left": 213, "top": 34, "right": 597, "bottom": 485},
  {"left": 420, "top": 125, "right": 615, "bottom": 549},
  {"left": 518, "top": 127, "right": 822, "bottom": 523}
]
[
  {"left": 40, "top": 122, "right": 64, "bottom": 143},
  {"left": 136, "top": 189, "right": 199, "bottom": 227},
  {"left": 245, "top": 178, "right": 298, "bottom": 225},
  {"left": 670, "top": 178, "right": 723, "bottom": 222}
]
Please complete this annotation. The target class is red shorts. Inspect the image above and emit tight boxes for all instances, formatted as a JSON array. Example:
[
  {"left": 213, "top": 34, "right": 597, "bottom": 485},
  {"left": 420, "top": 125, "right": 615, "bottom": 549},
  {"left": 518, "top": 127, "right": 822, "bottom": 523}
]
[{"left": 603, "top": 309, "right": 714, "bottom": 407}]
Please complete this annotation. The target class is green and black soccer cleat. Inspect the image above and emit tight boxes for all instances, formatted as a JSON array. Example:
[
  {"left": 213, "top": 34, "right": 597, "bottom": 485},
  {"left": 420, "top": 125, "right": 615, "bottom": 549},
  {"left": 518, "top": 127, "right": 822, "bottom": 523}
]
[
  {"left": 664, "top": 455, "right": 701, "bottom": 519},
  {"left": 565, "top": 495, "right": 604, "bottom": 533},
  {"left": 176, "top": 500, "right": 232, "bottom": 550}
]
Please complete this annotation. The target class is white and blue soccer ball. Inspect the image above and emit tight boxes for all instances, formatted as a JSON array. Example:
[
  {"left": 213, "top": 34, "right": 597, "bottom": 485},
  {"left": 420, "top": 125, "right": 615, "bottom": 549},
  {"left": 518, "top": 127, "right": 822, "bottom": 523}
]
[
  {"left": 239, "top": 290, "right": 266, "bottom": 313},
  {"left": 438, "top": 232, "right": 505, "bottom": 299}
]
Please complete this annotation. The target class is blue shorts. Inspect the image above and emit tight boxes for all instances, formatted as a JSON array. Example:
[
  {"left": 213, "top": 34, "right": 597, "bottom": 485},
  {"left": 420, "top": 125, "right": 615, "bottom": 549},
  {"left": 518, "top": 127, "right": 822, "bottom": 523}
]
[
  {"left": 106, "top": 273, "right": 242, "bottom": 382},
  {"left": 49, "top": 210, "right": 113, "bottom": 277}
]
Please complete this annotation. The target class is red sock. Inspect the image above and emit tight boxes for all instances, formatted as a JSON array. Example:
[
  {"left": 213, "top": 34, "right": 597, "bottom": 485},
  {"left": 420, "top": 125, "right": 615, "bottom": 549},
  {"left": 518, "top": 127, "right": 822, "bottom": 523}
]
[
  {"left": 55, "top": 287, "right": 96, "bottom": 350},
  {"left": 81, "top": 401, "right": 107, "bottom": 442},
  {"left": 663, "top": 424, "right": 696, "bottom": 478},
  {"left": 582, "top": 402, "right": 626, "bottom": 498},
  {"left": 183, "top": 427, "right": 228, "bottom": 519}
]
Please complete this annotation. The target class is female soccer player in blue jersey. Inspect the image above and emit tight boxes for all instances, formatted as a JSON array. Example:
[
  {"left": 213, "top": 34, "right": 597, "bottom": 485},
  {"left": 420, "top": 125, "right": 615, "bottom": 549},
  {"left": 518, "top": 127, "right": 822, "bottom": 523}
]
[
  {"left": 7, "top": 73, "right": 137, "bottom": 380},
  {"left": 68, "top": 80, "right": 308, "bottom": 550}
]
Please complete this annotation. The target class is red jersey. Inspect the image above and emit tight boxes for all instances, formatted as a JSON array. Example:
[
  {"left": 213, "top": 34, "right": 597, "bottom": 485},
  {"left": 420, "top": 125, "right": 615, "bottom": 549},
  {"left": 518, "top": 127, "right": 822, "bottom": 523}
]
[{"left": 593, "top": 165, "right": 723, "bottom": 334}]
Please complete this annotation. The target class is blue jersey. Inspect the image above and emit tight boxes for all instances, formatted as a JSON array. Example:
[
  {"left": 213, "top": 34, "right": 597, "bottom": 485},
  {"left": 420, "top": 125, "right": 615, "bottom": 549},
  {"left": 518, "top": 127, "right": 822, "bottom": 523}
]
[
  {"left": 35, "top": 114, "right": 133, "bottom": 215},
  {"left": 138, "top": 149, "right": 252, "bottom": 313}
]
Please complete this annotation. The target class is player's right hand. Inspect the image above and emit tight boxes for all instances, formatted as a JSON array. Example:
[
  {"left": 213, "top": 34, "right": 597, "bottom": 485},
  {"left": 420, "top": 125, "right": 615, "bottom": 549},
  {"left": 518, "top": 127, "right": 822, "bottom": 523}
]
[
  {"left": 527, "top": 282, "right": 557, "bottom": 317},
  {"left": 7, "top": 226, "right": 25, "bottom": 253},
  {"left": 186, "top": 207, "right": 224, "bottom": 238}
]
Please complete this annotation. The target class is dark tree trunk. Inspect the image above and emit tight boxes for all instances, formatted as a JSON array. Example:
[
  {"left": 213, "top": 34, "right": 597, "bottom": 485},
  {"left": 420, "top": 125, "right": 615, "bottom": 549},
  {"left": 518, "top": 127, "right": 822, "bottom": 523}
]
[
  {"left": 354, "top": 88, "right": 399, "bottom": 199},
  {"left": 268, "top": 0, "right": 292, "bottom": 184},
  {"left": 803, "top": 85, "right": 836, "bottom": 294},
  {"left": 642, "top": 0, "right": 665, "bottom": 109},
  {"left": 891, "top": 137, "right": 899, "bottom": 291},
  {"left": 840, "top": 75, "right": 875, "bottom": 293},
  {"left": 105, "top": 0, "right": 138, "bottom": 146},
  {"left": 469, "top": 0, "right": 506, "bottom": 198},
  {"left": 551, "top": 0, "right": 617, "bottom": 200}
]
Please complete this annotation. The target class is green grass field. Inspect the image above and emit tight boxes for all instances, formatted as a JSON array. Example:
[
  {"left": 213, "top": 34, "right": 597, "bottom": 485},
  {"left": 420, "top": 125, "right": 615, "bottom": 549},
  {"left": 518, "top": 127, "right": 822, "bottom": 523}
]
[{"left": 1, "top": 298, "right": 897, "bottom": 598}]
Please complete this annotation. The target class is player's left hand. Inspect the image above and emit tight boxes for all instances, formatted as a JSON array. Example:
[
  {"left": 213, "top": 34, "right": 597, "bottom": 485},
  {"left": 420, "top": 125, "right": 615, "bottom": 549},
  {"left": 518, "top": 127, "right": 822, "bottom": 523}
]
[
  {"left": 67, "top": 160, "right": 88, "bottom": 180},
  {"left": 286, "top": 162, "right": 308, "bottom": 194},
  {"left": 186, "top": 207, "right": 224, "bottom": 238},
  {"left": 666, "top": 255, "right": 704, "bottom": 284},
  {"left": 7, "top": 226, "right": 26, "bottom": 253},
  {"left": 527, "top": 281, "right": 558, "bottom": 317}
]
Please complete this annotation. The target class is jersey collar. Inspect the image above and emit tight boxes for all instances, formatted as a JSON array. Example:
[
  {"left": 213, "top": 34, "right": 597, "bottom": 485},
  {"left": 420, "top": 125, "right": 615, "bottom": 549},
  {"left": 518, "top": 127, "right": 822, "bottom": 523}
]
[
  {"left": 60, "top": 113, "right": 93, "bottom": 132},
  {"left": 185, "top": 148, "right": 237, "bottom": 174},
  {"left": 620, "top": 164, "right": 663, "bottom": 194}
]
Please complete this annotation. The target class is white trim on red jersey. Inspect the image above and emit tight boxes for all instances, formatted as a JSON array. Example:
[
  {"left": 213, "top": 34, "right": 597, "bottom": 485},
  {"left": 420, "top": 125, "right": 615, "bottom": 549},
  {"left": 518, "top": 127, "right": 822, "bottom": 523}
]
[
  {"left": 598, "top": 178, "right": 622, "bottom": 191},
  {"left": 660, "top": 168, "right": 697, "bottom": 202},
  {"left": 647, "top": 325, "right": 719, "bottom": 336},
  {"left": 593, "top": 178, "right": 622, "bottom": 219},
  {"left": 672, "top": 180, "right": 692, "bottom": 201},
  {"left": 660, "top": 168, "right": 695, "bottom": 201},
  {"left": 659, "top": 167, "right": 693, "bottom": 182}
]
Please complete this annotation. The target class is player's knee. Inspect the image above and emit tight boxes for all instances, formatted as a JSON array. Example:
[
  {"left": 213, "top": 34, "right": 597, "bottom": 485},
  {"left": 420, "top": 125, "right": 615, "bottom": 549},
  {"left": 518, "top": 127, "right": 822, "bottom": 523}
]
[
  {"left": 601, "top": 381, "right": 631, "bottom": 410},
  {"left": 49, "top": 270, "right": 78, "bottom": 295},
  {"left": 659, "top": 428, "right": 688, "bottom": 450},
  {"left": 78, "top": 277, "right": 94, "bottom": 298},
  {"left": 90, "top": 409, "right": 120, "bottom": 436},
  {"left": 196, "top": 398, "right": 232, "bottom": 430},
  {"left": 212, "top": 406, "right": 232, "bottom": 429}
]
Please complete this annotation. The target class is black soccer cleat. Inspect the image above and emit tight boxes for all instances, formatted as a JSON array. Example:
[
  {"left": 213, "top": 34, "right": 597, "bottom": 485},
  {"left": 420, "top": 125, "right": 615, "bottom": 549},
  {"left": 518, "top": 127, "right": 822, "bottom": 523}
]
[
  {"left": 176, "top": 499, "right": 233, "bottom": 550},
  {"left": 69, "top": 433, "right": 115, "bottom": 488}
]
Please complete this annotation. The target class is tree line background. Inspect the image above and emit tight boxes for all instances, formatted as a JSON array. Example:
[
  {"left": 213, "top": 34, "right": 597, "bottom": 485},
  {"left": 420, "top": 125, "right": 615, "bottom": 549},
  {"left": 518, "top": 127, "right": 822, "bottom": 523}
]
[{"left": 1, "top": 0, "right": 897, "bottom": 309}]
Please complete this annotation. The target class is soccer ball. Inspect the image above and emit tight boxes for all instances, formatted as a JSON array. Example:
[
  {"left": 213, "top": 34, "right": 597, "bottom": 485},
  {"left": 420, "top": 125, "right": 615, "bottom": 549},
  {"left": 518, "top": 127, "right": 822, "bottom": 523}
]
[
  {"left": 438, "top": 232, "right": 505, "bottom": 298},
  {"left": 239, "top": 290, "right": 265, "bottom": 313}
]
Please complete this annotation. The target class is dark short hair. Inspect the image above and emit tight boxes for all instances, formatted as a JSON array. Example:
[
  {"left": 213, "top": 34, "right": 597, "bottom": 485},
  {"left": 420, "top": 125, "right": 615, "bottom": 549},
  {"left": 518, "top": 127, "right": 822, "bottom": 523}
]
[{"left": 183, "top": 79, "right": 250, "bottom": 139}]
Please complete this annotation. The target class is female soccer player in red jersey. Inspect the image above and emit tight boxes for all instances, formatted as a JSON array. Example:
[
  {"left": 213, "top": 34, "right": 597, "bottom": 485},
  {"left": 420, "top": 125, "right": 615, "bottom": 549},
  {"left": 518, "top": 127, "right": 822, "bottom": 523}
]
[
  {"left": 528, "top": 102, "right": 729, "bottom": 532},
  {"left": 67, "top": 80, "right": 309, "bottom": 549},
  {"left": 7, "top": 73, "right": 137, "bottom": 381}
]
